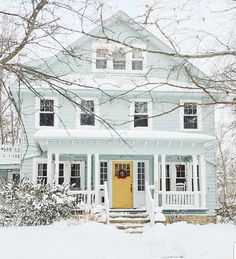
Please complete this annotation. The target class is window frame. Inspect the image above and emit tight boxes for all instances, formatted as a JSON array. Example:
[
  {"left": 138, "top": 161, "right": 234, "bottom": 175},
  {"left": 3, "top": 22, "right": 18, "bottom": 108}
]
[
  {"left": 91, "top": 42, "right": 147, "bottom": 73},
  {"left": 77, "top": 97, "right": 99, "bottom": 128},
  {"left": 100, "top": 160, "right": 108, "bottom": 185},
  {"left": 35, "top": 97, "right": 59, "bottom": 129},
  {"left": 180, "top": 100, "right": 202, "bottom": 132},
  {"left": 130, "top": 99, "right": 153, "bottom": 129}
]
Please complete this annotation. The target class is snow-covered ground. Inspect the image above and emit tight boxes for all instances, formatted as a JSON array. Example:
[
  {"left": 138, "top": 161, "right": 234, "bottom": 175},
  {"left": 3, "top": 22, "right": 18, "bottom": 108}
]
[{"left": 0, "top": 221, "right": 235, "bottom": 259}]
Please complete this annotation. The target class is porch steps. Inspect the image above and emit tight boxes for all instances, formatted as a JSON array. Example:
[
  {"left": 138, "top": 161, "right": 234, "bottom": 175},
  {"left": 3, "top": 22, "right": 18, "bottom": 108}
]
[{"left": 109, "top": 208, "right": 150, "bottom": 234}]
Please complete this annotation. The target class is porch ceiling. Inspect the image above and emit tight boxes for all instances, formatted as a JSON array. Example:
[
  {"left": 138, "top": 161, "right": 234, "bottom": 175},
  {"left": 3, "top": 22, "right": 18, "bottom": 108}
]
[{"left": 34, "top": 129, "right": 215, "bottom": 155}]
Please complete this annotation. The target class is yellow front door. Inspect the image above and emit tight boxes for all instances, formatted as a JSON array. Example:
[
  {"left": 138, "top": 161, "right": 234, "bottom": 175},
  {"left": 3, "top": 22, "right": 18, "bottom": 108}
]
[{"left": 112, "top": 161, "right": 133, "bottom": 208}]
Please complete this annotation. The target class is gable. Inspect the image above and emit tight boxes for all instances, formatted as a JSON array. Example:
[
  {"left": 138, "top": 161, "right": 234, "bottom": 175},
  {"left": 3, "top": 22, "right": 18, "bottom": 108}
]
[{"left": 29, "top": 10, "right": 207, "bottom": 87}]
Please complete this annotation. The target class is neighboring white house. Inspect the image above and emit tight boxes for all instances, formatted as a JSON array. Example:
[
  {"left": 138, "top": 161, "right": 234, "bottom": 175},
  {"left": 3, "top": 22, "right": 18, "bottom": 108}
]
[{"left": 11, "top": 11, "right": 217, "bottom": 223}]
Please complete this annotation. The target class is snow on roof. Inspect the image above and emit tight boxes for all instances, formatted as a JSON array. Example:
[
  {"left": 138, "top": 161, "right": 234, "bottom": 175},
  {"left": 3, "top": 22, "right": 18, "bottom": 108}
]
[{"left": 34, "top": 129, "right": 215, "bottom": 142}]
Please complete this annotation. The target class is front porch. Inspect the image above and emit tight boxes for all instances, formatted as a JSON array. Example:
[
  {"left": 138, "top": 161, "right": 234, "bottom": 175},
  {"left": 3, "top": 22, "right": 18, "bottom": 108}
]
[{"left": 33, "top": 128, "right": 213, "bottom": 215}]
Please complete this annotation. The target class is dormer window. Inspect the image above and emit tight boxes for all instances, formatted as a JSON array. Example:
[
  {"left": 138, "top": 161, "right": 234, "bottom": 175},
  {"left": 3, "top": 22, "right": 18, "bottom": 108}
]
[
  {"left": 113, "top": 48, "right": 126, "bottom": 70},
  {"left": 132, "top": 49, "right": 143, "bottom": 70},
  {"left": 96, "top": 49, "right": 108, "bottom": 69}
]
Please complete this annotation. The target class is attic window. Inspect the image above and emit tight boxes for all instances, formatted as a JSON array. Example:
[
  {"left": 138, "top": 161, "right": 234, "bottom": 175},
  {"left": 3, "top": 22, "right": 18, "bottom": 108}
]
[
  {"left": 113, "top": 48, "right": 126, "bottom": 70},
  {"left": 132, "top": 49, "right": 143, "bottom": 70},
  {"left": 96, "top": 49, "right": 108, "bottom": 69}
]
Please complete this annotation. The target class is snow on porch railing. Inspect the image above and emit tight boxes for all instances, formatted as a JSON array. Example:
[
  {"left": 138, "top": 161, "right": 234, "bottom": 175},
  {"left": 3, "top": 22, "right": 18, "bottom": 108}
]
[
  {"left": 0, "top": 144, "right": 20, "bottom": 162},
  {"left": 159, "top": 191, "right": 199, "bottom": 208},
  {"left": 145, "top": 181, "right": 155, "bottom": 225},
  {"left": 103, "top": 181, "right": 110, "bottom": 223}
]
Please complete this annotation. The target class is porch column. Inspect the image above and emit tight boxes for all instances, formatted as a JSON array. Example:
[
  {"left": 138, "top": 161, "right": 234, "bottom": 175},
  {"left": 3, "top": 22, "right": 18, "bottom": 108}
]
[
  {"left": 200, "top": 155, "right": 207, "bottom": 208},
  {"left": 87, "top": 153, "right": 92, "bottom": 206},
  {"left": 161, "top": 154, "right": 166, "bottom": 207},
  {"left": 192, "top": 155, "right": 199, "bottom": 206},
  {"left": 47, "top": 152, "right": 53, "bottom": 184},
  {"left": 94, "top": 153, "right": 100, "bottom": 205},
  {"left": 54, "top": 153, "right": 59, "bottom": 185},
  {"left": 153, "top": 154, "right": 159, "bottom": 207}
]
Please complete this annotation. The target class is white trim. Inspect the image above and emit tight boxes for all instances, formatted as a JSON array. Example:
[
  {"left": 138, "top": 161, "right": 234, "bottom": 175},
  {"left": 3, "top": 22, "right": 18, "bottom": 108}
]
[
  {"left": 180, "top": 99, "right": 202, "bottom": 132},
  {"left": 35, "top": 96, "right": 59, "bottom": 129},
  {"left": 129, "top": 99, "right": 153, "bottom": 129},
  {"left": 76, "top": 97, "right": 99, "bottom": 128},
  {"left": 91, "top": 41, "right": 147, "bottom": 74}
]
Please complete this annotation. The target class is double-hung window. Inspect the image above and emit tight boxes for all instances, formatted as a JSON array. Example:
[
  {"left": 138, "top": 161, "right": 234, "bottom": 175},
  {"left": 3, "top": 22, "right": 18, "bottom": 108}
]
[
  {"left": 133, "top": 101, "right": 149, "bottom": 128},
  {"left": 183, "top": 103, "right": 198, "bottom": 129},
  {"left": 180, "top": 100, "right": 202, "bottom": 131},
  {"left": 80, "top": 100, "right": 95, "bottom": 126},
  {"left": 39, "top": 99, "right": 54, "bottom": 127},
  {"left": 113, "top": 48, "right": 126, "bottom": 70},
  {"left": 37, "top": 163, "right": 47, "bottom": 184},
  {"left": 96, "top": 49, "right": 108, "bottom": 69},
  {"left": 70, "top": 164, "right": 81, "bottom": 190},
  {"left": 132, "top": 49, "right": 143, "bottom": 70}
]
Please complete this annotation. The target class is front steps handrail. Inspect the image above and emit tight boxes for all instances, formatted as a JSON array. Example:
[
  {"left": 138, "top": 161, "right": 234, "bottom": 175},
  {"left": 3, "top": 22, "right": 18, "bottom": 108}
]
[
  {"left": 145, "top": 181, "right": 155, "bottom": 225},
  {"left": 104, "top": 181, "right": 110, "bottom": 223}
]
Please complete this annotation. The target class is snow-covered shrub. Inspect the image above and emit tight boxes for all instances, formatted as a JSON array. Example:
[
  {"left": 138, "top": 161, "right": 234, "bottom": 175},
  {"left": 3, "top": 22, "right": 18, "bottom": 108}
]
[
  {"left": 0, "top": 181, "right": 78, "bottom": 226},
  {"left": 216, "top": 202, "right": 236, "bottom": 224}
]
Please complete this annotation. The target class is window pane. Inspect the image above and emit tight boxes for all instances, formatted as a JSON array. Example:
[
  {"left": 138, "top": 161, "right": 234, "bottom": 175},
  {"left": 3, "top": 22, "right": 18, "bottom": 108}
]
[
  {"left": 132, "top": 60, "right": 143, "bottom": 70},
  {"left": 71, "top": 164, "right": 80, "bottom": 176},
  {"left": 80, "top": 114, "right": 95, "bottom": 126},
  {"left": 184, "top": 116, "right": 198, "bottom": 129},
  {"left": 137, "top": 162, "right": 145, "bottom": 191},
  {"left": 40, "top": 113, "right": 54, "bottom": 126},
  {"left": 132, "top": 49, "right": 142, "bottom": 59},
  {"left": 184, "top": 103, "right": 197, "bottom": 115},
  {"left": 134, "top": 115, "right": 148, "bottom": 127},
  {"left": 40, "top": 100, "right": 54, "bottom": 112},
  {"left": 113, "top": 60, "right": 126, "bottom": 70},
  {"left": 70, "top": 178, "right": 80, "bottom": 189},
  {"left": 96, "top": 49, "right": 108, "bottom": 58},
  {"left": 96, "top": 60, "right": 107, "bottom": 69},
  {"left": 81, "top": 100, "right": 94, "bottom": 113},
  {"left": 134, "top": 102, "right": 148, "bottom": 113}
]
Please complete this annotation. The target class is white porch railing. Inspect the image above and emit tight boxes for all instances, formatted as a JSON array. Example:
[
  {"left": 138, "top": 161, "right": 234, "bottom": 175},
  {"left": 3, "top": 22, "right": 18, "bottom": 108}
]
[
  {"left": 103, "top": 181, "right": 110, "bottom": 223},
  {"left": 157, "top": 191, "right": 202, "bottom": 208},
  {"left": 0, "top": 144, "right": 20, "bottom": 162},
  {"left": 70, "top": 190, "right": 95, "bottom": 205},
  {"left": 145, "top": 181, "right": 155, "bottom": 225}
]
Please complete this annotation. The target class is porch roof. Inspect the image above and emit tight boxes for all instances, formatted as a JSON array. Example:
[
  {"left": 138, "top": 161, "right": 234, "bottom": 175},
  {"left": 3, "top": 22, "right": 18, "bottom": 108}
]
[{"left": 34, "top": 129, "right": 215, "bottom": 142}]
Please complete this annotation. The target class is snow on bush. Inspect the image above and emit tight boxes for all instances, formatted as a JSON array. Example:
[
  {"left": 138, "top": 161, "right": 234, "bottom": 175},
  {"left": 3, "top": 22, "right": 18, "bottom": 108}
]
[
  {"left": 216, "top": 202, "right": 236, "bottom": 224},
  {"left": 0, "top": 181, "right": 78, "bottom": 226}
]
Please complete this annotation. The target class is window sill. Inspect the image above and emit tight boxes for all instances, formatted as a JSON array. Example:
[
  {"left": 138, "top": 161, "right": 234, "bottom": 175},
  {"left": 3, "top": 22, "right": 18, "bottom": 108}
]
[{"left": 180, "top": 128, "right": 202, "bottom": 133}]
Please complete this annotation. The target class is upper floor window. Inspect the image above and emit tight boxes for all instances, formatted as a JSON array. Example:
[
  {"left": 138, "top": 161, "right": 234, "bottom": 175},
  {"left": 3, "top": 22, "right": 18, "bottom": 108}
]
[
  {"left": 40, "top": 99, "right": 54, "bottom": 127},
  {"left": 134, "top": 101, "right": 148, "bottom": 127},
  {"left": 184, "top": 103, "right": 198, "bottom": 129},
  {"left": 180, "top": 100, "right": 202, "bottom": 131},
  {"left": 96, "top": 49, "right": 108, "bottom": 69},
  {"left": 113, "top": 48, "right": 126, "bottom": 70},
  {"left": 132, "top": 49, "right": 143, "bottom": 70},
  {"left": 80, "top": 100, "right": 95, "bottom": 126}
]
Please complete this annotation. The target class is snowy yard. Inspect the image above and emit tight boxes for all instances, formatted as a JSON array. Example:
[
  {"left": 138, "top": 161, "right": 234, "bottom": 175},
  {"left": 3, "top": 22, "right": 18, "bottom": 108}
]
[{"left": 0, "top": 221, "right": 235, "bottom": 259}]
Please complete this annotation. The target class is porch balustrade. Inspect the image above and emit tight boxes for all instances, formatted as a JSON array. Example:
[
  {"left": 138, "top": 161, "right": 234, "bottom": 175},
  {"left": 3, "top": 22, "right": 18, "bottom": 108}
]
[
  {"left": 0, "top": 144, "right": 20, "bottom": 162},
  {"left": 156, "top": 191, "right": 202, "bottom": 208}
]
